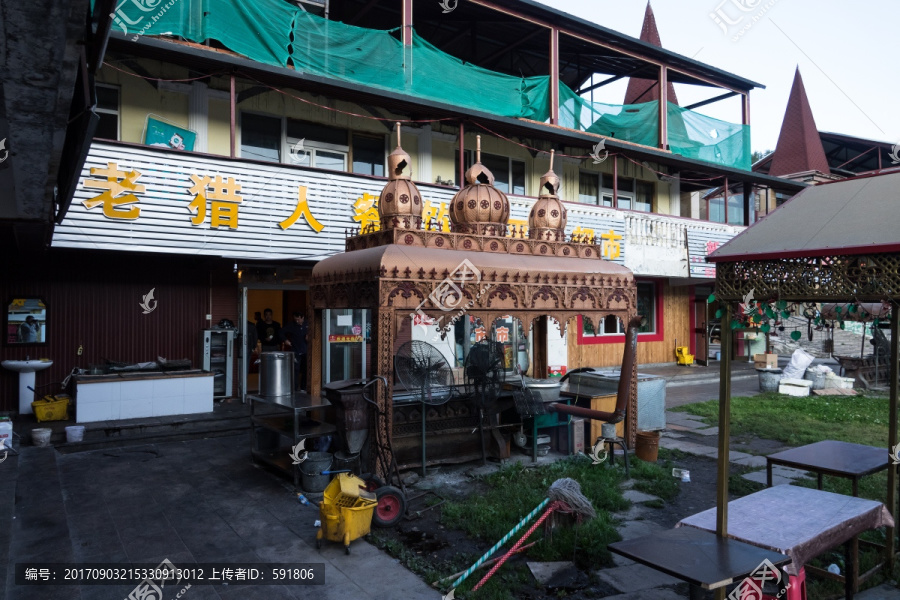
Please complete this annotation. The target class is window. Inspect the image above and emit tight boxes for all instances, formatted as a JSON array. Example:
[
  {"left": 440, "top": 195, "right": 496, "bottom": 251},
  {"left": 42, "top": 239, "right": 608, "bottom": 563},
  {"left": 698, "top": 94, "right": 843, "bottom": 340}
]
[
  {"left": 635, "top": 181, "right": 653, "bottom": 213},
  {"left": 352, "top": 135, "right": 385, "bottom": 177},
  {"left": 482, "top": 153, "right": 526, "bottom": 195},
  {"left": 577, "top": 281, "right": 662, "bottom": 344},
  {"left": 579, "top": 172, "right": 600, "bottom": 205},
  {"left": 94, "top": 84, "right": 120, "bottom": 140},
  {"left": 240, "top": 113, "right": 281, "bottom": 162},
  {"left": 708, "top": 194, "right": 744, "bottom": 225},
  {"left": 286, "top": 119, "right": 348, "bottom": 171}
]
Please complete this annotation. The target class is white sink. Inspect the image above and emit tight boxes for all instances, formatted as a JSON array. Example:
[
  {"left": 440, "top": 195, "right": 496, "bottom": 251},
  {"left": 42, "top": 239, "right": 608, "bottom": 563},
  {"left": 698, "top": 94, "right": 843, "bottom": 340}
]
[
  {"left": 2, "top": 360, "right": 53, "bottom": 415},
  {"left": 2, "top": 360, "right": 53, "bottom": 373}
]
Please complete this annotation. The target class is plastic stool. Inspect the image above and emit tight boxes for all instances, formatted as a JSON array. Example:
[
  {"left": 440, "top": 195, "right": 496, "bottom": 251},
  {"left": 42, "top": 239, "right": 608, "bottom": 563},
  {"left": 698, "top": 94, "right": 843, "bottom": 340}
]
[
  {"left": 603, "top": 437, "right": 630, "bottom": 478},
  {"left": 741, "top": 566, "right": 806, "bottom": 600}
]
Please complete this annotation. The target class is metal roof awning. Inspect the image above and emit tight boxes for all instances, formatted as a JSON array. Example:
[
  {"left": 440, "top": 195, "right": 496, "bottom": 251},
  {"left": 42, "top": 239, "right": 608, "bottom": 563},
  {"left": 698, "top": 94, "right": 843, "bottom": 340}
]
[{"left": 708, "top": 171, "right": 900, "bottom": 263}]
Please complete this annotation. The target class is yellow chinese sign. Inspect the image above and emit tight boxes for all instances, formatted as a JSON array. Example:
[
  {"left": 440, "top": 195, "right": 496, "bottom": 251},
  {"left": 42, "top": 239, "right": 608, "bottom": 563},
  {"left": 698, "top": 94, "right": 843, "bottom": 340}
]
[
  {"left": 82, "top": 162, "right": 145, "bottom": 220},
  {"left": 352, "top": 192, "right": 380, "bottom": 232},
  {"left": 572, "top": 226, "right": 595, "bottom": 244},
  {"left": 280, "top": 186, "right": 324, "bottom": 232},
  {"left": 188, "top": 174, "right": 243, "bottom": 229},
  {"left": 601, "top": 229, "right": 622, "bottom": 260},
  {"left": 422, "top": 200, "right": 451, "bottom": 231}
]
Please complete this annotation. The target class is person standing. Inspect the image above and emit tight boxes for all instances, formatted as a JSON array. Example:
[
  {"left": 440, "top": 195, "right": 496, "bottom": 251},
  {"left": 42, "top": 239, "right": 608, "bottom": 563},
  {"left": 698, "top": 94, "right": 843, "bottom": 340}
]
[
  {"left": 283, "top": 311, "right": 309, "bottom": 392},
  {"left": 256, "top": 308, "right": 283, "bottom": 352},
  {"left": 17, "top": 316, "right": 39, "bottom": 343}
]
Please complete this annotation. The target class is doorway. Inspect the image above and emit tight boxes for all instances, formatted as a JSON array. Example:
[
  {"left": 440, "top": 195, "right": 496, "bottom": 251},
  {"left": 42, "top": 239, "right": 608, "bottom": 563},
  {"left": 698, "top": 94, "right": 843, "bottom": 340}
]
[
  {"left": 693, "top": 286, "right": 714, "bottom": 366},
  {"left": 239, "top": 286, "right": 308, "bottom": 400}
]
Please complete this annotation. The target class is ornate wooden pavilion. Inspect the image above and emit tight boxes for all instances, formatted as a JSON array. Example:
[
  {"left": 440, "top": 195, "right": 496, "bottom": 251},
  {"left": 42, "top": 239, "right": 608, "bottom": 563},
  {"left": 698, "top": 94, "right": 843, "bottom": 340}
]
[
  {"left": 309, "top": 128, "right": 642, "bottom": 473},
  {"left": 708, "top": 170, "right": 900, "bottom": 577}
]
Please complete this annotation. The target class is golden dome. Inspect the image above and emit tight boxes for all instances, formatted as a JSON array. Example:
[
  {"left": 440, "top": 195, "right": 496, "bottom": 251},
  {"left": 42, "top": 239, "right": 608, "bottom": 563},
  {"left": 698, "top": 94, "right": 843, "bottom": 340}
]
[
  {"left": 448, "top": 135, "right": 510, "bottom": 236},
  {"left": 378, "top": 123, "right": 423, "bottom": 231},
  {"left": 528, "top": 150, "right": 567, "bottom": 241}
]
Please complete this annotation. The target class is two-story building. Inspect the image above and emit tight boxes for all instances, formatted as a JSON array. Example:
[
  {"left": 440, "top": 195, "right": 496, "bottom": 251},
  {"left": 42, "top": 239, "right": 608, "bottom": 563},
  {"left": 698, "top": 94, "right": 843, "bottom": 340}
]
[{"left": 1, "top": 0, "right": 806, "bottom": 410}]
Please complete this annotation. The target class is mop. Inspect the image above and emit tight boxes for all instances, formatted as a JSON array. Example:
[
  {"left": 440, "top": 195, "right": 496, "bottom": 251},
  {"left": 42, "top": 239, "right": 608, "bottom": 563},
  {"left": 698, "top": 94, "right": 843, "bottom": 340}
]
[{"left": 443, "top": 478, "right": 596, "bottom": 595}]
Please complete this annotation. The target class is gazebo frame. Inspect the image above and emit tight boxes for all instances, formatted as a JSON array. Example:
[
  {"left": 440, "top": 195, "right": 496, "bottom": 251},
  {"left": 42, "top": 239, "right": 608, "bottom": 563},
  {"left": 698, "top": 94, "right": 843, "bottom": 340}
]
[{"left": 712, "top": 251, "right": 900, "bottom": 584}]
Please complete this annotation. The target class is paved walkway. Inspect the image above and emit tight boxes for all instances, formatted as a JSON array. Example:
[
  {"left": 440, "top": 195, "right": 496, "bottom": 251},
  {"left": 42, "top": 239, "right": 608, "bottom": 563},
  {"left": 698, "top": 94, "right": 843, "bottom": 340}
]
[{"left": 0, "top": 436, "right": 439, "bottom": 600}]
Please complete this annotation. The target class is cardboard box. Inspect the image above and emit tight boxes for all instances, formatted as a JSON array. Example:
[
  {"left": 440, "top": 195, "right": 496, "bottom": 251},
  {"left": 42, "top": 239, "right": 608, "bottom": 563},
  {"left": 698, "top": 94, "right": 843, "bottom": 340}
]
[
  {"left": 754, "top": 353, "right": 778, "bottom": 369},
  {"left": 570, "top": 417, "right": 585, "bottom": 455},
  {"left": 779, "top": 378, "right": 812, "bottom": 397}
]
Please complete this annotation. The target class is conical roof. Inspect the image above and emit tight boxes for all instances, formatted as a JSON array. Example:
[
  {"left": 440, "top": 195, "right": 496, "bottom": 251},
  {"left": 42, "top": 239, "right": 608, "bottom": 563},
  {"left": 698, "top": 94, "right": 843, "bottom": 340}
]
[
  {"left": 768, "top": 68, "right": 830, "bottom": 177},
  {"left": 623, "top": 3, "right": 678, "bottom": 106}
]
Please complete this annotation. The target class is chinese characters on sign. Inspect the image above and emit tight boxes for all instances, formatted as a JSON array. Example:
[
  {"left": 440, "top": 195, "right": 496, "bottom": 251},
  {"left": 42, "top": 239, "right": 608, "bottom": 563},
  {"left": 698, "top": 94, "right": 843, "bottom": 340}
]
[
  {"left": 352, "top": 192, "right": 380, "bottom": 232},
  {"left": 82, "top": 162, "right": 145, "bottom": 220},
  {"left": 601, "top": 229, "right": 622, "bottom": 260},
  {"left": 188, "top": 174, "right": 243, "bottom": 229},
  {"left": 280, "top": 186, "right": 324, "bottom": 232}
]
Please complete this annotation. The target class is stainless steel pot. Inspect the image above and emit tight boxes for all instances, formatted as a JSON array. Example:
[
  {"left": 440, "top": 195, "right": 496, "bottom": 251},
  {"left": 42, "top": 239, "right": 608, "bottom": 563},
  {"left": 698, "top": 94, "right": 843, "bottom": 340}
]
[
  {"left": 524, "top": 378, "right": 561, "bottom": 403},
  {"left": 259, "top": 351, "right": 294, "bottom": 397}
]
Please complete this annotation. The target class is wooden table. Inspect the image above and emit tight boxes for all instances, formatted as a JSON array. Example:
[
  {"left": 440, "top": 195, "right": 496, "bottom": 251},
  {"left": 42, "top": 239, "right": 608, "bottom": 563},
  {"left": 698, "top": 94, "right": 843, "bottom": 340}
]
[
  {"left": 766, "top": 440, "right": 891, "bottom": 497},
  {"left": 678, "top": 485, "right": 894, "bottom": 599},
  {"left": 609, "top": 527, "right": 791, "bottom": 599}
]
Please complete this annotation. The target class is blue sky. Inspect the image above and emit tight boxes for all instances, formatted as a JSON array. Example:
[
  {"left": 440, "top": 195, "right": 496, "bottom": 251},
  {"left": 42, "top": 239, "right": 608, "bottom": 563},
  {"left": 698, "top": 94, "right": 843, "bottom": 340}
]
[{"left": 533, "top": 0, "right": 899, "bottom": 154}]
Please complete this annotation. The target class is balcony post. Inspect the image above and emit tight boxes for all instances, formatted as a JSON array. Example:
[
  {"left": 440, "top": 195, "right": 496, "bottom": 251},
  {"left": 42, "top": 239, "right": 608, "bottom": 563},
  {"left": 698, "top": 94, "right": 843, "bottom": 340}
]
[
  {"left": 549, "top": 27, "right": 560, "bottom": 125},
  {"left": 402, "top": 0, "right": 413, "bottom": 46},
  {"left": 743, "top": 184, "right": 752, "bottom": 226},
  {"left": 229, "top": 75, "right": 236, "bottom": 159},
  {"left": 658, "top": 65, "right": 668, "bottom": 149},
  {"left": 742, "top": 92, "right": 750, "bottom": 126},
  {"left": 612, "top": 156, "right": 618, "bottom": 209},
  {"left": 458, "top": 121, "right": 465, "bottom": 192}
]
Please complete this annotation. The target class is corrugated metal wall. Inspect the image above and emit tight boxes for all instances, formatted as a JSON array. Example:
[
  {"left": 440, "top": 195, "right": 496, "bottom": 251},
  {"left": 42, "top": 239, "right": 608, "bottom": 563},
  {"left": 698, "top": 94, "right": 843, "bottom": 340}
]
[{"left": 0, "top": 249, "right": 235, "bottom": 412}]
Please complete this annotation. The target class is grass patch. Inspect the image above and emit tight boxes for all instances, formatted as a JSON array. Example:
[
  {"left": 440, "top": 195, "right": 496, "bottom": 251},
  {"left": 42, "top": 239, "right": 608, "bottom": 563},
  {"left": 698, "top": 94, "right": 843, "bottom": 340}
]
[
  {"left": 643, "top": 498, "right": 665, "bottom": 509},
  {"left": 673, "top": 392, "right": 891, "bottom": 447},
  {"left": 728, "top": 470, "right": 765, "bottom": 498},
  {"left": 630, "top": 457, "right": 679, "bottom": 502}
]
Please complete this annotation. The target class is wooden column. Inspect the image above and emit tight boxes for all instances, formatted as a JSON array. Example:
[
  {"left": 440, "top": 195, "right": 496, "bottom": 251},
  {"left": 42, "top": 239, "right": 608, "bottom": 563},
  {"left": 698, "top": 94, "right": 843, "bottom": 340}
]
[
  {"left": 658, "top": 66, "right": 668, "bottom": 149},
  {"left": 373, "top": 308, "right": 396, "bottom": 480},
  {"left": 549, "top": 28, "right": 560, "bottom": 125},
  {"left": 612, "top": 156, "right": 619, "bottom": 209},
  {"left": 458, "top": 121, "right": 465, "bottom": 190},
  {"left": 714, "top": 302, "right": 733, "bottom": 600},
  {"left": 309, "top": 308, "right": 323, "bottom": 398},
  {"left": 743, "top": 184, "right": 752, "bottom": 226},
  {"left": 888, "top": 304, "right": 899, "bottom": 570}
]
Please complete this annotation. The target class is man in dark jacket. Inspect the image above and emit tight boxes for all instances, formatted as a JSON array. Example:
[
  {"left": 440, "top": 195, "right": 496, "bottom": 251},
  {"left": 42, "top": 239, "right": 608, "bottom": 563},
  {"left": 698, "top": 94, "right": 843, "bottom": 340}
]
[
  {"left": 257, "top": 308, "right": 283, "bottom": 352},
  {"left": 283, "top": 311, "right": 309, "bottom": 391}
]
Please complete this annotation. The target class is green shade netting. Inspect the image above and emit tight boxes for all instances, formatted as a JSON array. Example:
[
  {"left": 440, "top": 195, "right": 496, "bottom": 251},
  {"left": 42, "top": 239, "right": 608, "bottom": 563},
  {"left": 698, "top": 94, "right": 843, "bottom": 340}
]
[
  {"left": 289, "top": 12, "right": 550, "bottom": 120},
  {"left": 123, "top": 0, "right": 297, "bottom": 66},
  {"left": 667, "top": 102, "right": 751, "bottom": 170},
  {"left": 122, "top": 0, "right": 748, "bottom": 169},
  {"left": 558, "top": 84, "right": 659, "bottom": 147}
]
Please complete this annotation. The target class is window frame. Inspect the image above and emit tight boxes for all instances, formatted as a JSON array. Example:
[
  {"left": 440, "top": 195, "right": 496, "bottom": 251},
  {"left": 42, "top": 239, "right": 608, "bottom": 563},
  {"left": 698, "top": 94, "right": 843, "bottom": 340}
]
[
  {"left": 94, "top": 83, "right": 121, "bottom": 141},
  {"left": 350, "top": 133, "right": 387, "bottom": 177},
  {"left": 576, "top": 280, "right": 664, "bottom": 345}
]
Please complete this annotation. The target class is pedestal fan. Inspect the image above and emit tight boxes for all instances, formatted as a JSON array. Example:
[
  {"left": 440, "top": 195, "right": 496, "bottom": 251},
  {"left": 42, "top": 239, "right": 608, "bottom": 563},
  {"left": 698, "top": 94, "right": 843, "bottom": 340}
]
[
  {"left": 394, "top": 341, "right": 455, "bottom": 477},
  {"left": 463, "top": 341, "right": 507, "bottom": 465}
]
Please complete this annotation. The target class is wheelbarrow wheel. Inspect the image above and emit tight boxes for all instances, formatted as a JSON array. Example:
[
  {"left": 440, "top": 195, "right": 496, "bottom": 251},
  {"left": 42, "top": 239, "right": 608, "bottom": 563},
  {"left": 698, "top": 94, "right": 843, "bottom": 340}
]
[{"left": 372, "top": 485, "right": 406, "bottom": 528}]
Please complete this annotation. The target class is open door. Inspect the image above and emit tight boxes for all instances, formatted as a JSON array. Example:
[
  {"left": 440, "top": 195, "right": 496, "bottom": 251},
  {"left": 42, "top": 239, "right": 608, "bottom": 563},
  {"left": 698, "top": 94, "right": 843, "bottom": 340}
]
[{"left": 693, "top": 289, "right": 710, "bottom": 366}]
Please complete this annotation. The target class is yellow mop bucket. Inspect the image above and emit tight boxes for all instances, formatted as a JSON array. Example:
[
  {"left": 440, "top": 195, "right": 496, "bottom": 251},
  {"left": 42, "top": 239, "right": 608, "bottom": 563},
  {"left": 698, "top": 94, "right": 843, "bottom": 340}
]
[
  {"left": 315, "top": 473, "right": 377, "bottom": 554},
  {"left": 32, "top": 394, "right": 70, "bottom": 422}
]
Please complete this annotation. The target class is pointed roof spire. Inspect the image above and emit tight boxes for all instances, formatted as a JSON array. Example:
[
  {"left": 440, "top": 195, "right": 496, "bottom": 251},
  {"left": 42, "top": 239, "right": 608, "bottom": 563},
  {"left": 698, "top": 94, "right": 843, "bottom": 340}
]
[
  {"left": 623, "top": 2, "right": 679, "bottom": 106},
  {"left": 768, "top": 68, "right": 830, "bottom": 177}
]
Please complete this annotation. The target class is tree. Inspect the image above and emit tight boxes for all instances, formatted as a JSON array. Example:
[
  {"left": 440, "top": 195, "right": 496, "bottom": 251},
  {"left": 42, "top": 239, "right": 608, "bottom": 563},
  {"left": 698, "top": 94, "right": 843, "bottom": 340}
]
[{"left": 751, "top": 149, "right": 773, "bottom": 164}]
